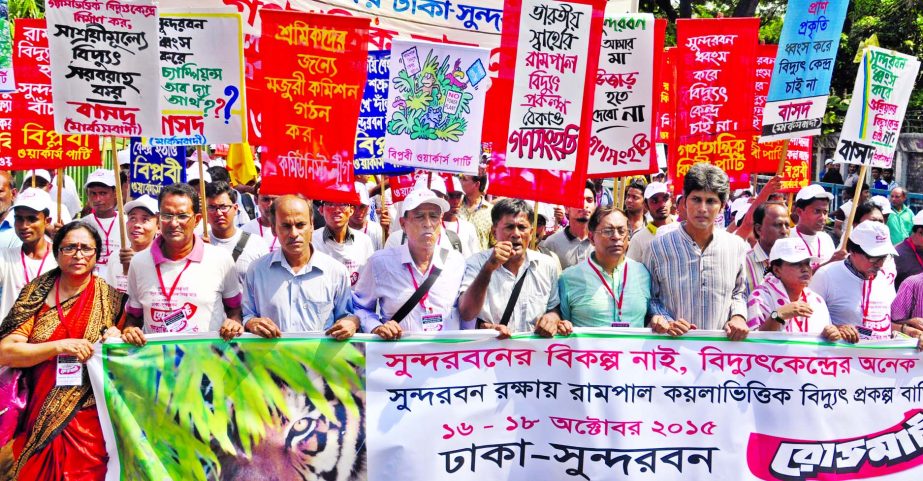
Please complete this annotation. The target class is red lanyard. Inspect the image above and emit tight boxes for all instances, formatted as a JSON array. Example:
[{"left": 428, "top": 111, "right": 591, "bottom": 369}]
[
  {"left": 588, "top": 259, "right": 628, "bottom": 319},
  {"left": 406, "top": 263, "right": 433, "bottom": 311},
  {"left": 93, "top": 215, "right": 116, "bottom": 256},
  {"left": 259, "top": 223, "right": 278, "bottom": 250},
  {"left": 796, "top": 230, "right": 820, "bottom": 257},
  {"left": 905, "top": 239, "right": 923, "bottom": 269},
  {"left": 861, "top": 276, "right": 874, "bottom": 320},
  {"left": 155, "top": 260, "right": 192, "bottom": 311},
  {"left": 20, "top": 248, "right": 49, "bottom": 283},
  {"left": 55, "top": 277, "right": 94, "bottom": 338},
  {"left": 442, "top": 221, "right": 460, "bottom": 233}
]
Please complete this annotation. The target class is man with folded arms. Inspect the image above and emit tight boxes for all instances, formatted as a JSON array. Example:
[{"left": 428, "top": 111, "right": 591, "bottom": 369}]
[
  {"left": 242, "top": 195, "right": 359, "bottom": 339},
  {"left": 353, "top": 188, "right": 468, "bottom": 339},
  {"left": 458, "top": 198, "right": 569, "bottom": 337}
]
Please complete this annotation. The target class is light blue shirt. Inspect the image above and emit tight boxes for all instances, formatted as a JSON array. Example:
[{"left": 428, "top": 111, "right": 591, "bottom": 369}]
[
  {"left": 0, "top": 213, "right": 21, "bottom": 249},
  {"left": 242, "top": 249, "right": 353, "bottom": 332},
  {"left": 559, "top": 255, "right": 651, "bottom": 328}
]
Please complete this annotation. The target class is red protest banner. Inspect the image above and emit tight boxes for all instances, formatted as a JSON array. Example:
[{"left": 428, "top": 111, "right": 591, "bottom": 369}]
[
  {"left": 672, "top": 18, "right": 759, "bottom": 190},
  {"left": 751, "top": 44, "right": 786, "bottom": 174},
  {"left": 257, "top": 11, "right": 370, "bottom": 204},
  {"left": 484, "top": 0, "right": 605, "bottom": 208},
  {"left": 654, "top": 47, "right": 676, "bottom": 147},
  {"left": 779, "top": 136, "right": 813, "bottom": 193},
  {"left": 11, "top": 19, "right": 99, "bottom": 170}
]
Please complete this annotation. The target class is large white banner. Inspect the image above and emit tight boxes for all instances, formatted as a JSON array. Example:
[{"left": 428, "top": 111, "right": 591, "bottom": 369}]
[
  {"left": 833, "top": 47, "right": 920, "bottom": 168},
  {"left": 587, "top": 11, "right": 656, "bottom": 176},
  {"left": 383, "top": 39, "right": 489, "bottom": 174},
  {"left": 367, "top": 330, "right": 923, "bottom": 481},
  {"left": 47, "top": 0, "right": 162, "bottom": 136},
  {"left": 155, "top": 8, "right": 247, "bottom": 146}
]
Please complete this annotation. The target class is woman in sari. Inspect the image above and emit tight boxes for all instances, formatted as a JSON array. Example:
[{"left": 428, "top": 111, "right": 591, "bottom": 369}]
[{"left": 0, "top": 222, "right": 124, "bottom": 481}]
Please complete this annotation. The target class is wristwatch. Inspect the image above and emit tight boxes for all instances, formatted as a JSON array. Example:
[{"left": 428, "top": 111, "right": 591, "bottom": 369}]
[{"left": 770, "top": 311, "right": 786, "bottom": 325}]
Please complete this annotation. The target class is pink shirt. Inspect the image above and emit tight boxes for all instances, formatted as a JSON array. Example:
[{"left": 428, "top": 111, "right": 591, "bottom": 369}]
[{"left": 747, "top": 274, "right": 830, "bottom": 334}]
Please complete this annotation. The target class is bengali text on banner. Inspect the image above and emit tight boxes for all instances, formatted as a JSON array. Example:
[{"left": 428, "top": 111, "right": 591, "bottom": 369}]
[
  {"left": 355, "top": 50, "right": 413, "bottom": 176},
  {"left": 257, "top": 11, "right": 369, "bottom": 204},
  {"left": 128, "top": 138, "right": 185, "bottom": 198}
]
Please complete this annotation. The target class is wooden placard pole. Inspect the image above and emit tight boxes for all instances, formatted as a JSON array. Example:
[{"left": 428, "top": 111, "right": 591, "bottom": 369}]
[
  {"left": 531, "top": 199, "right": 540, "bottom": 250},
  {"left": 30, "top": 169, "right": 36, "bottom": 188},
  {"left": 109, "top": 137, "right": 128, "bottom": 274},
  {"left": 56, "top": 169, "right": 63, "bottom": 222},
  {"left": 840, "top": 162, "right": 869, "bottom": 249},
  {"left": 197, "top": 145, "right": 209, "bottom": 242},
  {"left": 775, "top": 139, "right": 790, "bottom": 177}
]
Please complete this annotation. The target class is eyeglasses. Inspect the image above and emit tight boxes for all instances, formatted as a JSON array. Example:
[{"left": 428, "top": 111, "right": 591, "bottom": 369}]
[
  {"left": 206, "top": 204, "right": 235, "bottom": 214},
  {"left": 596, "top": 227, "right": 628, "bottom": 238},
  {"left": 862, "top": 252, "right": 888, "bottom": 265},
  {"left": 60, "top": 244, "right": 97, "bottom": 257},
  {"left": 158, "top": 213, "right": 194, "bottom": 223}
]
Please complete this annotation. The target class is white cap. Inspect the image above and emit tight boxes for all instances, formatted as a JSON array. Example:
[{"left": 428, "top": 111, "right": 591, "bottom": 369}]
[
  {"left": 824, "top": 158, "right": 834, "bottom": 165},
  {"left": 769, "top": 237, "right": 818, "bottom": 264},
  {"left": 23, "top": 169, "right": 51, "bottom": 185},
  {"left": 12, "top": 188, "right": 52, "bottom": 214},
  {"left": 84, "top": 168, "right": 116, "bottom": 188},
  {"left": 354, "top": 182, "right": 370, "bottom": 206},
  {"left": 187, "top": 168, "right": 211, "bottom": 184},
  {"left": 851, "top": 220, "right": 898, "bottom": 257},
  {"left": 445, "top": 176, "right": 462, "bottom": 194},
  {"left": 402, "top": 188, "right": 449, "bottom": 215},
  {"left": 428, "top": 175, "right": 448, "bottom": 196},
  {"left": 795, "top": 184, "right": 833, "bottom": 203},
  {"left": 913, "top": 210, "right": 923, "bottom": 226},
  {"left": 870, "top": 195, "right": 892, "bottom": 215},
  {"left": 123, "top": 195, "right": 159, "bottom": 215},
  {"left": 536, "top": 203, "right": 555, "bottom": 224},
  {"left": 208, "top": 158, "right": 227, "bottom": 169},
  {"left": 117, "top": 149, "right": 131, "bottom": 166},
  {"left": 644, "top": 182, "right": 669, "bottom": 200},
  {"left": 731, "top": 197, "right": 752, "bottom": 224}
]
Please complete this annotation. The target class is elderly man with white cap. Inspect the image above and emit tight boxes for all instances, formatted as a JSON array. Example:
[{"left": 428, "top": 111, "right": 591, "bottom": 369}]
[
  {"left": 810, "top": 220, "right": 899, "bottom": 340},
  {"left": 626, "top": 181, "right": 673, "bottom": 262},
  {"left": 790, "top": 184, "right": 840, "bottom": 270},
  {"left": 103, "top": 194, "right": 160, "bottom": 293},
  {"left": 353, "top": 188, "right": 469, "bottom": 338},
  {"left": 384, "top": 179, "right": 465, "bottom": 254},
  {"left": 0, "top": 188, "right": 59, "bottom": 320},
  {"left": 80, "top": 168, "right": 125, "bottom": 275},
  {"left": 746, "top": 238, "right": 853, "bottom": 342}
]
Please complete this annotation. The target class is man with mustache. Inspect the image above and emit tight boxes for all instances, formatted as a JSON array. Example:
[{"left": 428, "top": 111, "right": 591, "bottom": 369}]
[
  {"left": 0, "top": 188, "right": 58, "bottom": 320},
  {"left": 80, "top": 169, "right": 125, "bottom": 275},
  {"left": 458, "top": 199, "right": 570, "bottom": 337},
  {"left": 241, "top": 195, "right": 359, "bottom": 339},
  {"left": 121, "top": 183, "right": 243, "bottom": 346},
  {"left": 312, "top": 196, "right": 375, "bottom": 287},
  {"left": 541, "top": 181, "right": 597, "bottom": 270},
  {"left": 627, "top": 182, "right": 673, "bottom": 262},
  {"left": 353, "top": 188, "right": 468, "bottom": 338}
]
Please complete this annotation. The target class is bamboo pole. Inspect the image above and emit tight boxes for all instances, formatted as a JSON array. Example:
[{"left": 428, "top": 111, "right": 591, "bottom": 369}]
[
  {"left": 109, "top": 137, "right": 128, "bottom": 274},
  {"left": 197, "top": 146, "right": 209, "bottom": 242},
  {"left": 56, "top": 169, "right": 63, "bottom": 222},
  {"left": 841, "top": 162, "right": 869, "bottom": 249},
  {"left": 531, "top": 199, "right": 539, "bottom": 250},
  {"left": 30, "top": 169, "right": 35, "bottom": 188}
]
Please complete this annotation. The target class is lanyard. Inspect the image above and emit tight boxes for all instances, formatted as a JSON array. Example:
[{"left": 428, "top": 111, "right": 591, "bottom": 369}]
[
  {"left": 406, "top": 263, "right": 433, "bottom": 311},
  {"left": 765, "top": 278, "right": 809, "bottom": 332},
  {"left": 20, "top": 248, "right": 49, "bottom": 283},
  {"left": 861, "top": 276, "right": 874, "bottom": 321},
  {"left": 55, "top": 277, "right": 94, "bottom": 338},
  {"left": 905, "top": 239, "right": 923, "bottom": 269},
  {"left": 442, "top": 221, "right": 460, "bottom": 234},
  {"left": 796, "top": 230, "right": 820, "bottom": 257},
  {"left": 93, "top": 214, "right": 116, "bottom": 256},
  {"left": 155, "top": 260, "right": 192, "bottom": 311},
  {"left": 587, "top": 259, "right": 628, "bottom": 319},
  {"left": 259, "top": 223, "right": 278, "bottom": 250}
]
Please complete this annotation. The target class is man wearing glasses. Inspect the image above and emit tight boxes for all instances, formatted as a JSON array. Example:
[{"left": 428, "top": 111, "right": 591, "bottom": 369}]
[
  {"left": 121, "top": 183, "right": 244, "bottom": 345},
  {"left": 312, "top": 198, "right": 375, "bottom": 286},
  {"left": 811, "top": 220, "right": 899, "bottom": 340},
  {"left": 205, "top": 181, "right": 269, "bottom": 285}
]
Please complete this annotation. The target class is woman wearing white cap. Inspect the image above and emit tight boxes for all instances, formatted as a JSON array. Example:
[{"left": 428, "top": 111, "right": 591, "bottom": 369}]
[
  {"left": 810, "top": 220, "right": 899, "bottom": 340},
  {"left": 747, "top": 238, "right": 852, "bottom": 342}
]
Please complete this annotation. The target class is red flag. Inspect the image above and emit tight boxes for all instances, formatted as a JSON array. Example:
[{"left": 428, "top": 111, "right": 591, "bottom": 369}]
[
  {"left": 484, "top": 0, "right": 606, "bottom": 208},
  {"left": 654, "top": 47, "right": 676, "bottom": 147},
  {"left": 11, "top": 19, "right": 100, "bottom": 170},
  {"left": 779, "top": 137, "right": 813, "bottom": 193},
  {"left": 258, "top": 11, "right": 369, "bottom": 204},
  {"left": 672, "top": 18, "right": 759, "bottom": 191}
]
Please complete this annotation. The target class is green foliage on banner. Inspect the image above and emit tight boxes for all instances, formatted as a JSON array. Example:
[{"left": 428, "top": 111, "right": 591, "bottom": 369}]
[
  {"left": 8, "top": 0, "right": 43, "bottom": 19},
  {"left": 101, "top": 338, "right": 365, "bottom": 480}
]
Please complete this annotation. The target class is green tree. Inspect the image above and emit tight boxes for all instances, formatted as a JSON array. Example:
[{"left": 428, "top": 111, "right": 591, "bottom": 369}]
[{"left": 9, "top": 0, "right": 44, "bottom": 19}]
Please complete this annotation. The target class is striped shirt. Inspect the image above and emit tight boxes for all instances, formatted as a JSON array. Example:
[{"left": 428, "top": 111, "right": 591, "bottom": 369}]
[
  {"left": 744, "top": 243, "right": 770, "bottom": 297},
  {"left": 643, "top": 224, "right": 749, "bottom": 330},
  {"left": 891, "top": 272, "right": 923, "bottom": 322}
]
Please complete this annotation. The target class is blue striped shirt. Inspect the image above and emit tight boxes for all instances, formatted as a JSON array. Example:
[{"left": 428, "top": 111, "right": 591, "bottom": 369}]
[{"left": 643, "top": 224, "right": 749, "bottom": 330}]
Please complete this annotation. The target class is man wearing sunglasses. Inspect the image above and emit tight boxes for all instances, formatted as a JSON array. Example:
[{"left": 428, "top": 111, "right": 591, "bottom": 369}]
[
  {"left": 205, "top": 181, "right": 269, "bottom": 285},
  {"left": 313, "top": 198, "right": 375, "bottom": 286},
  {"left": 121, "top": 183, "right": 244, "bottom": 346},
  {"left": 810, "top": 220, "right": 899, "bottom": 340}
]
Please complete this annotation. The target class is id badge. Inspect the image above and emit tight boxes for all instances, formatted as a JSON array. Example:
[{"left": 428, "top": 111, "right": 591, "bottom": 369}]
[
  {"left": 610, "top": 322, "right": 630, "bottom": 328},
  {"left": 56, "top": 355, "right": 83, "bottom": 386},
  {"left": 162, "top": 308, "right": 190, "bottom": 333},
  {"left": 421, "top": 313, "right": 444, "bottom": 332}
]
